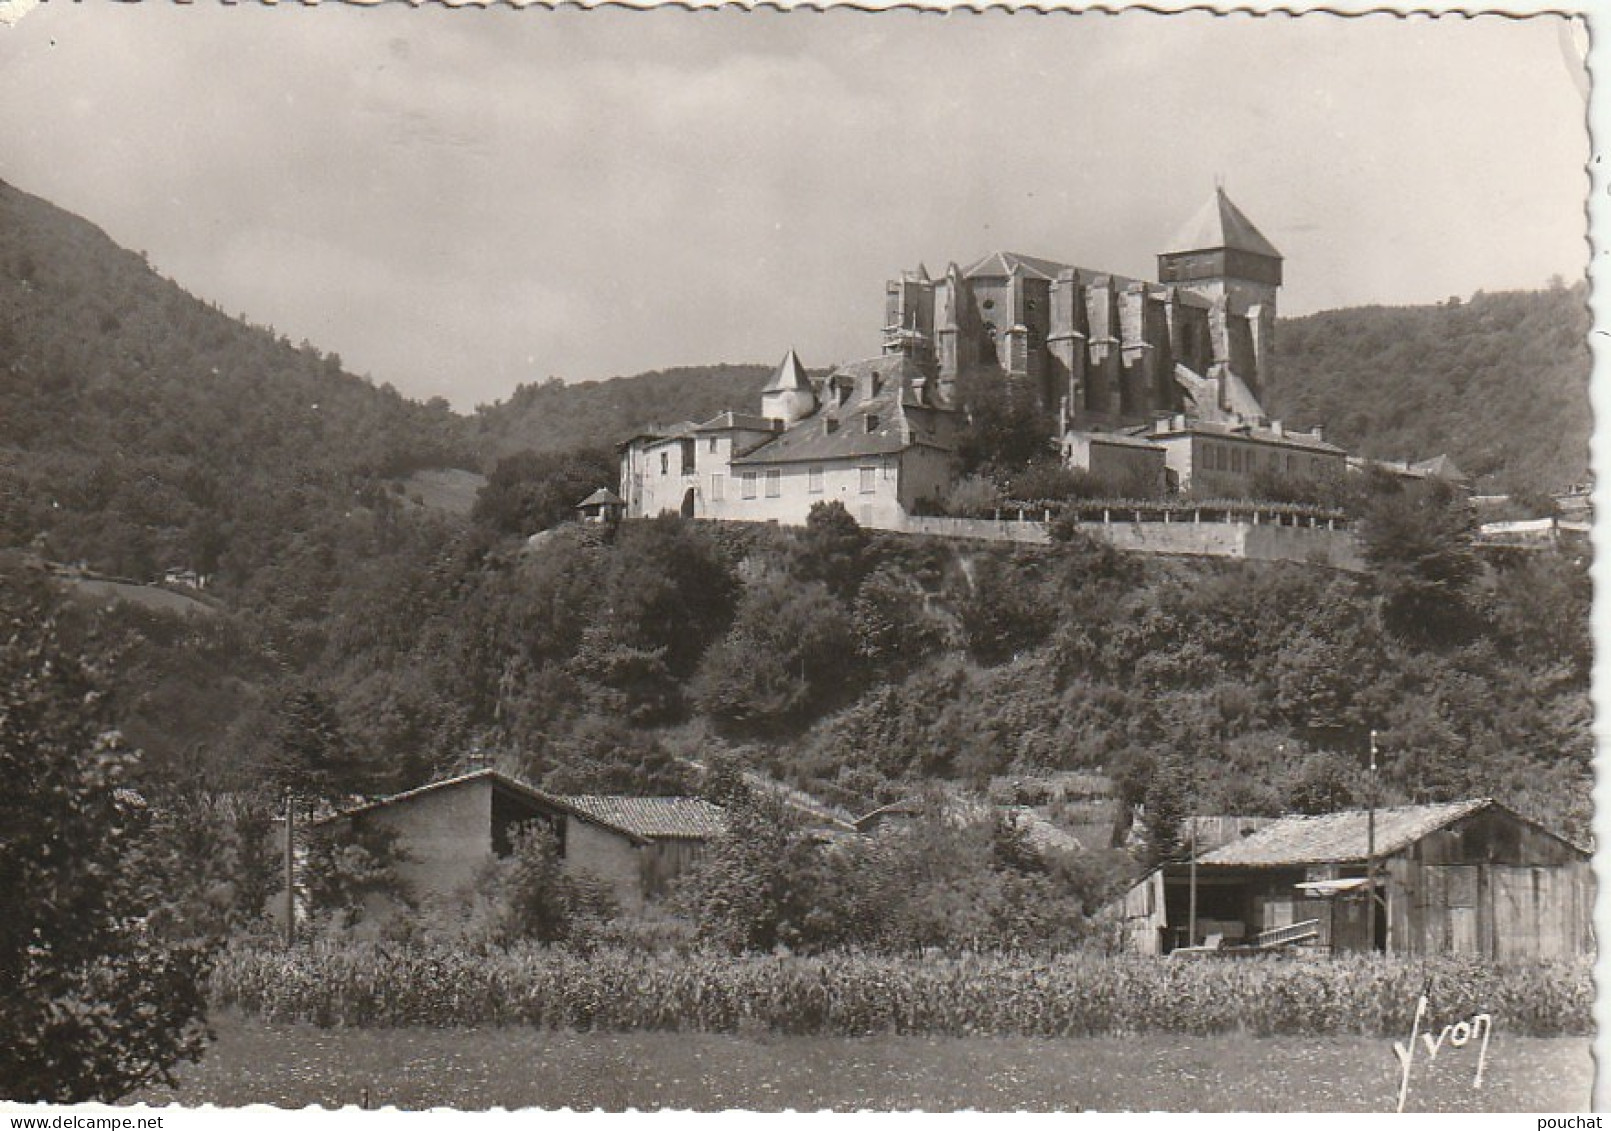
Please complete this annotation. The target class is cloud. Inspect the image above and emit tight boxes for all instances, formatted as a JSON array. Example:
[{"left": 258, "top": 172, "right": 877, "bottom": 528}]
[{"left": 0, "top": 7, "right": 1587, "bottom": 407}]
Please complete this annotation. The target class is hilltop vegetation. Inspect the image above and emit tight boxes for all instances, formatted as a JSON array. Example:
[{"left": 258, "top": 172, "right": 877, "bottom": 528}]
[
  {"left": 0, "top": 178, "right": 470, "bottom": 586},
  {"left": 0, "top": 179, "right": 1593, "bottom": 877},
  {"left": 1270, "top": 283, "right": 1590, "bottom": 494},
  {"left": 472, "top": 364, "right": 777, "bottom": 458}
]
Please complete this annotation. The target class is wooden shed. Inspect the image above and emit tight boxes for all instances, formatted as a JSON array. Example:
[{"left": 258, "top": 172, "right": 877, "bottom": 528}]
[{"left": 1111, "top": 799, "right": 1592, "bottom": 959}]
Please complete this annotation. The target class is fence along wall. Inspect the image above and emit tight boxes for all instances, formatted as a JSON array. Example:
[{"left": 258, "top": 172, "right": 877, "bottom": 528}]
[{"left": 890, "top": 512, "right": 1365, "bottom": 571}]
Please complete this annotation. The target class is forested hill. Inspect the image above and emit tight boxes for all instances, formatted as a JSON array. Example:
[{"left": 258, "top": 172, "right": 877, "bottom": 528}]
[
  {"left": 1268, "top": 284, "right": 1590, "bottom": 494},
  {"left": 0, "top": 177, "right": 471, "bottom": 583},
  {"left": 472, "top": 364, "right": 776, "bottom": 458},
  {"left": 473, "top": 286, "right": 1590, "bottom": 494}
]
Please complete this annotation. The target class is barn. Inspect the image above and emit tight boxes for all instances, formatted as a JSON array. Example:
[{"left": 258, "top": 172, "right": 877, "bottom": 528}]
[
  {"left": 309, "top": 769, "right": 727, "bottom": 917},
  {"left": 1112, "top": 798, "right": 1592, "bottom": 959}
]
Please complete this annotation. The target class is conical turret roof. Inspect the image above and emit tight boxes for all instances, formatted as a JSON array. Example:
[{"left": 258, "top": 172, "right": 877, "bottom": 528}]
[
  {"left": 763, "top": 348, "right": 811, "bottom": 393},
  {"left": 1165, "top": 187, "right": 1282, "bottom": 260}
]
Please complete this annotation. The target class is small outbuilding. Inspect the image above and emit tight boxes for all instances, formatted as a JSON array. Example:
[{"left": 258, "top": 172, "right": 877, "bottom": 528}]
[
  {"left": 312, "top": 769, "right": 726, "bottom": 917},
  {"left": 575, "top": 487, "right": 627, "bottom": 525},
  {"left": 1111, "top": 798, "right": 1592, "bottom": 960}
]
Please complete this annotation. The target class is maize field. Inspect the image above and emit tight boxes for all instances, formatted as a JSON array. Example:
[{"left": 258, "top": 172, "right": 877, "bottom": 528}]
[{"left": 210, "top": 945, "right": 1592, "bottom": 1038}]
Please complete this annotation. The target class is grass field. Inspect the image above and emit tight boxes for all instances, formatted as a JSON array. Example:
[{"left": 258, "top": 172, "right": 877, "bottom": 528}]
[{"left": 133, "top": 1013, "right": 1591, "bottom": 1112}]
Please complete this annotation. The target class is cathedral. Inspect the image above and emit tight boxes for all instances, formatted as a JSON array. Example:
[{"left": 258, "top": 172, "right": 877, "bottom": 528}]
[
  {"left": 881, "top": 186, "right": 1281, "bottom": 432},
  {"left": 620, "top": 188, "right": 1345, "bottom": 528}
]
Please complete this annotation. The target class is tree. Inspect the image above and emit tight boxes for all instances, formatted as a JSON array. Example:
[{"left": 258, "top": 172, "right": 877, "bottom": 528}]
[
  {"left": 479, "top": 824, "right": 616, "bottom": 947},
  {"left": 675, "top": 793, "right": 796, "bottom": 953},
  {"left": 693, "top": 576, "right": 857, "bottom": 731},
  {"left": 0, "top": 595, "right": 212, "bottom": 1102},
  {"left": 953, "top": 366, "right": 1057, "bottom": 476},
  {"left": 471, "top": 446, "right": 617, "bottom": 537},
  {"left": 1140, "top": 757, "right": 1191, "bottom": 869},
  {"left": 1354, "top": 477, "right": 1481, "bottom": 643},
  {"left": 265, "top": 686, "right": 364, "bottom": 809},
  {"left": 301, "top": 819, "right": 411, "bottom": 932},
  {"left": 790, "top": 500, "right": 870, "bottom": 597}
]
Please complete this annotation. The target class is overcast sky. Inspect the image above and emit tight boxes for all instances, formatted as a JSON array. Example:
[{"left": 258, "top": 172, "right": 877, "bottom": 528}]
[{"left": 0, "top": 7, "right": 1589, "bottom": 409}]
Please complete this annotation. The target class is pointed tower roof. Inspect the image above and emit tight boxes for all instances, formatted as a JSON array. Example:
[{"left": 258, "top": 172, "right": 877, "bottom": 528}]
[
  {"left": 1165, "top": 188, "right": 1282, "bottom": 260},
  {"left": 763, "top": 349, "right": 811, "bottom": 394}
]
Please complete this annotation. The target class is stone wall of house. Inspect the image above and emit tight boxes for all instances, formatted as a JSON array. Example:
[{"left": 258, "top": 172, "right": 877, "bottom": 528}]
[
  {"left": 563, "top": 816, "right": 646, "bottom": 912},
  {"left": 708, "top": 456, "right": 908, "bottom": 528},
  {"left": 369, "top": 780, "right": 493, "bottom": 904}
]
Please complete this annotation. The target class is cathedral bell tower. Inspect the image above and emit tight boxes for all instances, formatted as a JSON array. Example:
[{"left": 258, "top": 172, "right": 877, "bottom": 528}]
[{"left": 1156, "top": 187, "right": 1282, "bottom": 399}]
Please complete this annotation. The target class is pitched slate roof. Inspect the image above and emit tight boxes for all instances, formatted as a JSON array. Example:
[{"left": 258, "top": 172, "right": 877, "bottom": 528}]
[
  {"left": 762, "top": 349, "right": 812, "bottom": 394},
  {"left": 695, "top": 411, "right": 778, "bottom": 434},
  {"left": 1077, "top": 429, "right": 1165, "bottom": 451},
  {"left": 1147, "top": 417, "right": 1344, "bottom": 455},
  {"left": 963, "top": 251, "right": 1073, "bottom": 282},
  {"left": 1165, "top": 187, "right": 1283, "bottom": 260},
  {"left": 1409, "top": 454, "right": 1471, "bottom": 483},
  {"left": 1198, "top": 799, "right": 1493, "bottom": 867},
  {"left": 576, "top": 488, "right": 624, "bottom": 508},
  {"left": 560, "top": 795, "right": 729, "bottom": 840},
  {"left": 732, "top": 356, "right": 958, "bottom": 467}
]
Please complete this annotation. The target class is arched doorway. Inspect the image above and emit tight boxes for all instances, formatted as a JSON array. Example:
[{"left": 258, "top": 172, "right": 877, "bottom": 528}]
[{"left": 680, "top": 488, "right": 696, "bottom": 518}]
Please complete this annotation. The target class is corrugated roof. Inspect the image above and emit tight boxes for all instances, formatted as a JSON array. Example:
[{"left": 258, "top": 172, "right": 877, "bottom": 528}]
[
  {"left": 1164, "top": 187, "right": 1283, "bottom": 260},
  {"left": 1199, "top": 799, "right": 1492, "bottom": 867},
  {"left": 560, "top": 795, "right": 729, "bottom": 840}
]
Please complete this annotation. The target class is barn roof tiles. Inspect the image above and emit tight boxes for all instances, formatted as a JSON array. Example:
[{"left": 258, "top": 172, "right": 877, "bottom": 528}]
[
  {"left": 1198, "top": 799, "right": 1493, "bottom": 867},
  {"left": 560, "top": 795, "right": 729, "bottom": 840}
]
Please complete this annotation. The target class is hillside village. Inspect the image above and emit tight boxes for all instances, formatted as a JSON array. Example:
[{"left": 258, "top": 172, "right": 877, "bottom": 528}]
[
  {"left": 1, "top": 171, "right": 1593, "bottom": 969},
  {"left": 618, "top": 189, "right": 1452, "bottom": 546}
]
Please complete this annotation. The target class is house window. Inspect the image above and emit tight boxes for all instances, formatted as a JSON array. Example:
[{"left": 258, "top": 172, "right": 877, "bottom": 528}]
[
  {"left": 680, "top": 438, "right": 696, "bottom": 475},
  {"left": 808, "top": 466, "right": 824, "bottom": 493},
  {"left": 860, "top": 466, "right": 877, "bottom": 494},
  {"left": 837, "top": 382, "right": 853, "bottom": 408},
  {"left": 709, "top": 437, "right": 718, "bottom": 453},
  {"left": 741, "top": 472, "right": 757, "bottom": 500},
  {"left": 660, "top": 451, "right": 669, "bottom": 475},
  {"left": 826, "top": 418, "right": 841, "bottom": 435},
  {"left": 883, "top": 464, "right": 897, "bottom": 481},
  {"left": 710, "top": 473, "right": 725, "bottom": 502},
  {"left": 765, "top": 469, "right": 782, "bottom": 498},
  {"left": 865, "top": 415, "right": 880, "bottom": 434}
]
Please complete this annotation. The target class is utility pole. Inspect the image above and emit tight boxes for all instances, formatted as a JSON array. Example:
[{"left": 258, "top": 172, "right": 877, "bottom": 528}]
[
  {"left": 284, "top": 789, "right": 296, "bottom": 949},
  {"left": 1187, "top": 747, "right": 1200, "bottom": 950},
  {"left": 1188, "top": 810, "right": 1198, "bottom": 949},
  {"left": 1366, "top": 729, "right": 1378, "bottom": 952}
]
